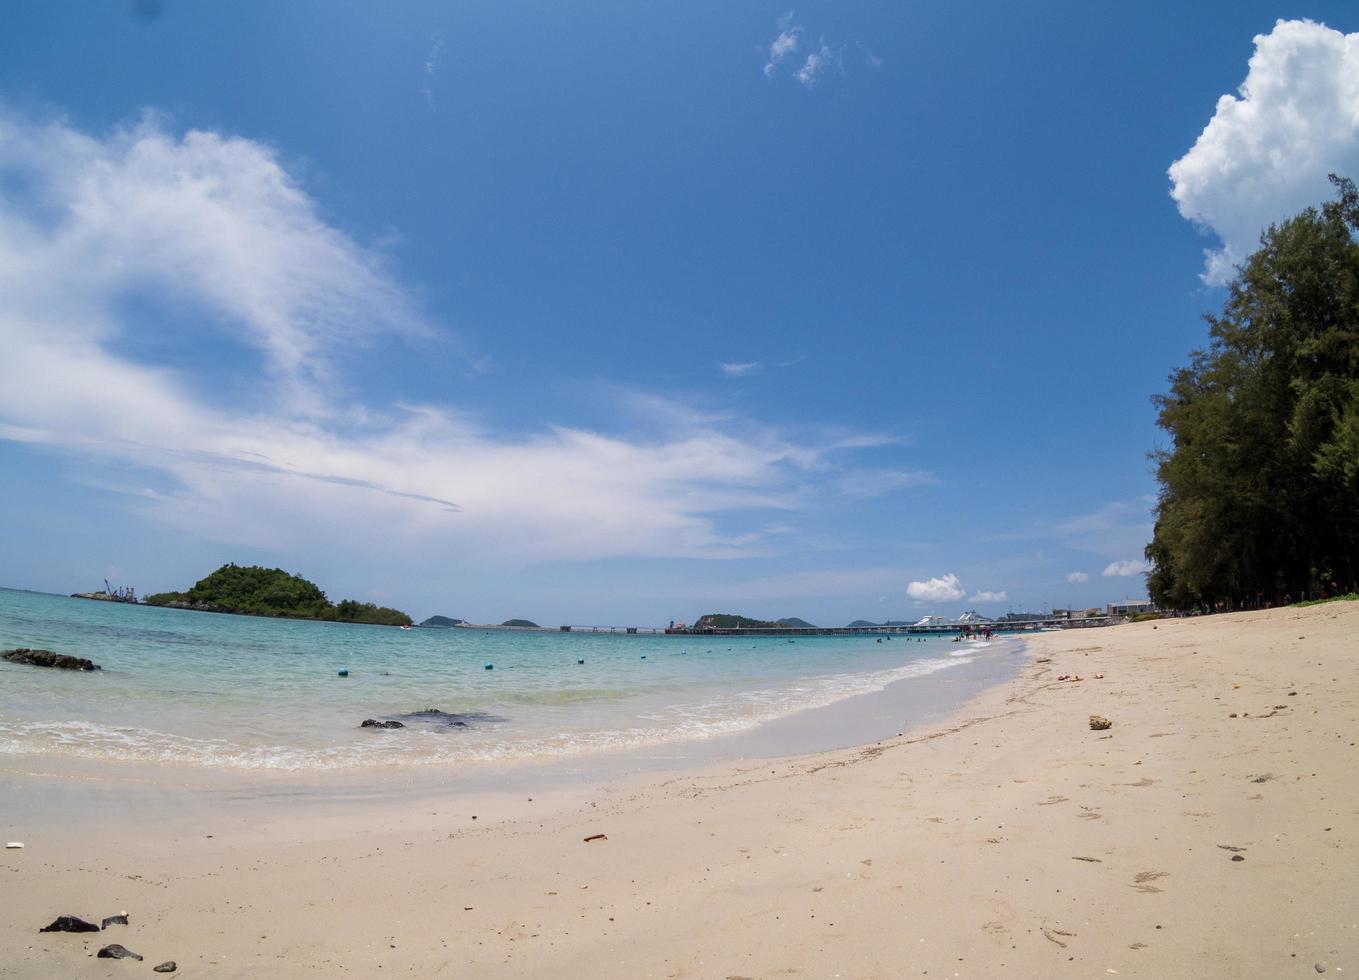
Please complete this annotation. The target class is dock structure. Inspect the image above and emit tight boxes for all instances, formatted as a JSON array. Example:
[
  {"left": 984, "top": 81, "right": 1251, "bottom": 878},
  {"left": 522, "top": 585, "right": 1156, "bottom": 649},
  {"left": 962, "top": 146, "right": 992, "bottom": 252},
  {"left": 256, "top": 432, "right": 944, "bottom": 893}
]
[
  {"left": 455, "top": 618, "right": 1113, "bottom": 637},
  {"left": 664, "top": 617, "right": 1109, "bottom": 637}
]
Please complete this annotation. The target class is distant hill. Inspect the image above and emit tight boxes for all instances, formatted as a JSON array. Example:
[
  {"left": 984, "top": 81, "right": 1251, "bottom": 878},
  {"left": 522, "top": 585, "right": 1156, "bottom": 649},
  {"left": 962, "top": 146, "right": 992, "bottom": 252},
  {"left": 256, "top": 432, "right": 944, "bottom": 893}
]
[
  {"left": 501, "top": 619, "right": 540, "bottom": 628},
  {"left": 692, "top": 613, "right": 779, "bottom": 630},
  {"left": 847, "top": 619, "right": 881, "bottom": 628},
  {"left": 145, "top": 564, "right": 412, "bottom": 626},
  {"left": 847, "top": 619, "right": 915, "bottom": 628},
  {"left": 776, "top": 617, "right": 816, "bottom": 628},
  {"left": 419, "top": 615, "right": 464, "bottom": 628}
]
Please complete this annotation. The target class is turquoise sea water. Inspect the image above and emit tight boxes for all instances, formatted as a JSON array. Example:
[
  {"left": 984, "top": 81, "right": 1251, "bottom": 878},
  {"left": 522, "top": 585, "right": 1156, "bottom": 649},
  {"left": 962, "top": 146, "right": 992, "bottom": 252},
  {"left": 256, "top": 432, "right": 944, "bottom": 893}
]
[{"left": 0, "top": 588, "right": 1008, "bottom": 772}]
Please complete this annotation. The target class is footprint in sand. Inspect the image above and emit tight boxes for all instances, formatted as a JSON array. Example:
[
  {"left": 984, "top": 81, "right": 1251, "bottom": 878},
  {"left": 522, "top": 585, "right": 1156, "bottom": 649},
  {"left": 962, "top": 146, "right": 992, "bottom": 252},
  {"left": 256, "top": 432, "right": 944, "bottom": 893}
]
[{"left": 1038, "top": 795, "right": 1069, "bottom": 806}]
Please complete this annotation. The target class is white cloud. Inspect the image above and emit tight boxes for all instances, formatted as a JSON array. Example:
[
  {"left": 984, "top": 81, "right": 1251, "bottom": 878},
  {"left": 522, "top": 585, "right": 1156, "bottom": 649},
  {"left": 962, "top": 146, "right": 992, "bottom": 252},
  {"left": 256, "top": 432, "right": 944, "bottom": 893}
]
[
  {"left": 721, "top": 361, "right": 760, "bottom": 376},
  {"left": 795, "top": 43, "right": 840, "bottom": 87},
  {"left": 1052, "top": 498, "right": 1154, "bottom": 560},
  {"left": 906, "top": 573, "right": 965, "bottom": 603},
  {"left": 968, "top": 590, "right": 1008, "bottom": 603},
  {"left": 1066, "top": 571, "right": 1089, "bottom": 583},
  {"left": 833, "top": 468, "right": 937, "bottom": 499},
  {"left": 1103, "top": 559, "right": 1151, "bottom": 578},
  {"left": 1169, "top": 19, "right": 1359, "bottom": 284},
  {"left": 0, "top": 108, "right": 902, "bottom": 565},
  {"left": 764, "top": 14, "right": 801, "bottom": 78},
  {"left": 422, "top": 34, "right": 446, "bottom": 109}
]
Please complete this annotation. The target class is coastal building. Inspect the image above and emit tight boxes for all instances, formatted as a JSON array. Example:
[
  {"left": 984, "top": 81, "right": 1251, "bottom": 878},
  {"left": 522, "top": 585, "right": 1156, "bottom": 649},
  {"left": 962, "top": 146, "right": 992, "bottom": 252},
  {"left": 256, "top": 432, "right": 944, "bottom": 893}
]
[{"left": 1107, "top": 598, "right": 1156, "bottom": 617}]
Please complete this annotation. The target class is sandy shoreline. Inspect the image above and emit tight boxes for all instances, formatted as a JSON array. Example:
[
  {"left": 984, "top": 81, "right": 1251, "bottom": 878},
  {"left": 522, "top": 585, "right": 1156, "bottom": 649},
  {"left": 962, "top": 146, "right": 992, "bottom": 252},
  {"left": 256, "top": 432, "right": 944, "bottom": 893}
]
[{"left": 2, "top": 604, "right": 1356, "bottom": 977}]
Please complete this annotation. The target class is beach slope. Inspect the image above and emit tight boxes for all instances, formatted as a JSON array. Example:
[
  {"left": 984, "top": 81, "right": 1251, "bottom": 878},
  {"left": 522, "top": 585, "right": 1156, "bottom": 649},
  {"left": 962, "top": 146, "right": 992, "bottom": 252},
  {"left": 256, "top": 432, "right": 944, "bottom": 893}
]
[{"left": 2, "top": 603, "right": 1356, "bottom": 978}]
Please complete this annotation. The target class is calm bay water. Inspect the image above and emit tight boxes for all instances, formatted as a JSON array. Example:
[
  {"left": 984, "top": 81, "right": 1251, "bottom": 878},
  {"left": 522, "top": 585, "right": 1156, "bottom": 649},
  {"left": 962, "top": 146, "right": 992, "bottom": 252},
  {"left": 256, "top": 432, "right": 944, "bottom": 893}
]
[{"left": 0, "top": 588, "right": 1004, "bottom": 772}]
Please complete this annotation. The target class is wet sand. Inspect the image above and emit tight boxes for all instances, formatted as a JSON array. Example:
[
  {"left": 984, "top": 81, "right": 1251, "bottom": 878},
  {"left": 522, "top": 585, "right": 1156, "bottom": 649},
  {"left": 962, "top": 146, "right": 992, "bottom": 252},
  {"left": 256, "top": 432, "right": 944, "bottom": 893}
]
[{"left": 2, "top": 603, "right": 1356, "bottom": 978}]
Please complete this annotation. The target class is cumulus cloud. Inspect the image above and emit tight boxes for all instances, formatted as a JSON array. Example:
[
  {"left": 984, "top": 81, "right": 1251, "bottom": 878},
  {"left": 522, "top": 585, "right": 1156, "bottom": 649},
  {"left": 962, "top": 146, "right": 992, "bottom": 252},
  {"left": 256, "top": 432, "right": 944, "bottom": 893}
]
[
  {"left": 1103, "top": 560, "right": 1151, "bottom": 578},
  {"left": 1066, "top": 571, "right": 1090, "bottom": 583},
  {"left": 721, "top": 361, "right": 760, "bottom": 376},
  {"left": 1169, "top": 19, "right": 1359, "bottom": 284},
  {"left": 907, "top": 573, "right": 965, "bottom": 603},
  {"left": 968, "top": 590, "right": 1008, "bottom": 603},
  {"left": 0, "top": 108, "right": 902, "bottom": 564}
]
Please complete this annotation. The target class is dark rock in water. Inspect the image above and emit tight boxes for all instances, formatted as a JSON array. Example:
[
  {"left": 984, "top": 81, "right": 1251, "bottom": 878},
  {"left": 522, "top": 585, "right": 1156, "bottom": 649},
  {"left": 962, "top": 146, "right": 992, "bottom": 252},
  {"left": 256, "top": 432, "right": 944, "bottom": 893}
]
[
  {"left": 97, "top": 944, "right": 142, "bottom": 960},
  {"left": 101, "top": 914, "right": 129, "bottom": 929},
  {"left": 360, "top": 718, "right": 405, "bottom": 729},
  {"left": 39, "top": 915, "right": 101, "bottom": 933},
  {"left": 3, "top": 648, "right": 101, "bottom": 671},
  {"left": 396, "top": 708, "right": 507, "bottom": 728},
  {"left": 154, "top": 963, "right": 178, "bottom": 974}
]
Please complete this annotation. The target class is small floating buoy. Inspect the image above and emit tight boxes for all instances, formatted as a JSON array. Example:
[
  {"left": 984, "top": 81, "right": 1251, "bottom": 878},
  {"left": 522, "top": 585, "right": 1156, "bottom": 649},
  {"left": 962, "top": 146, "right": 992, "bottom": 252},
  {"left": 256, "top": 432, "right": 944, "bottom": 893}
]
[
  {"left": 640, "top": 655, "right": 647, "bottom": 659},
  {"left": 337, "top": 669, "right": 349, "bottom": 677},
  {"left": 484, "top": 663, "right": 493, "bottom": 670},
  {"left": 577, "top": 659, "right": 585, "bottom": 665}
]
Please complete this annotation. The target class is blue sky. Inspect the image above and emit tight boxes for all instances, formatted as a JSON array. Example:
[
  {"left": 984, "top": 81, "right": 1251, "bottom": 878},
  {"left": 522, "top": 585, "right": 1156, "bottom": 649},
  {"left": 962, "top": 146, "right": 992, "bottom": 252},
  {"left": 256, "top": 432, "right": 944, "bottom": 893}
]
[{"left": 1, "top": 1, "right": 1356, "bottom": 625}]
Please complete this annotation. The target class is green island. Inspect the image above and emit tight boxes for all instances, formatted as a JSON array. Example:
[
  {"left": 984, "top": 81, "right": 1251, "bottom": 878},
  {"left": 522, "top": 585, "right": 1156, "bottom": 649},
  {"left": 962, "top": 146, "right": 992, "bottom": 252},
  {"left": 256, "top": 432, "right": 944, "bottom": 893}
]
[
  {"left": 500, "top": 619, "right": 540, "bottom": 628},
  {"left": 692, "top": 613, "right": 779, "bottom": 630},
  {"left": 145, "top": 564, "right": 412, "bottom": 627}
]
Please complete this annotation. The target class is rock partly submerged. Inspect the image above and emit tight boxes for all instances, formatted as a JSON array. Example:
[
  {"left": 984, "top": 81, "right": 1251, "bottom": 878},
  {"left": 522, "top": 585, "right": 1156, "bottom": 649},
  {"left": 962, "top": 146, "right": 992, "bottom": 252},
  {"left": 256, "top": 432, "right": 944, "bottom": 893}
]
[
  {"left": 360, "top": 719, "right": 405, "bottom": 729},
  {"left": 3, "top": 648, "right": 101, "bottom": 671}
]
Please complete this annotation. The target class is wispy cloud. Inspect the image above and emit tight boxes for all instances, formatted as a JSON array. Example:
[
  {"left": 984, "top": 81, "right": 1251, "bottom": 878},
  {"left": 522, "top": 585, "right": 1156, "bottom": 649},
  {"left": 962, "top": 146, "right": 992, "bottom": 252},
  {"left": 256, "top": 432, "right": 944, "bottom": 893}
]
[
  {"left": 0, "top": 107, "right": 908, "bottom": 566},
  {"left": 907, "top": 573, "right": 965, "bottom": 603},
  {"left": 1066, "top": 571, "right": 1089, "bottom": 583},
  {"left": 762, "top": 14, "right": 870, "bottom": 86},
  {"left": 968, "top": 589, "right": 1008, "bottom": 603},
  {"left": 833, "top": 468, "right": 937, "bottom": 499},
  {"left": 1103, "top": 559, "right": 1151, "bottom": 578},
  {"left": 422, "top": 34, "right": 446, "bottom": 110},
  {"left": 795, "top": 42, "right": 841, "bottom": 87},
  {"left": 720, "top": 361, "right": 760, "bottom": 377},
  {"left": 764, "top": 12, "right": 802, "bottom": 78}
]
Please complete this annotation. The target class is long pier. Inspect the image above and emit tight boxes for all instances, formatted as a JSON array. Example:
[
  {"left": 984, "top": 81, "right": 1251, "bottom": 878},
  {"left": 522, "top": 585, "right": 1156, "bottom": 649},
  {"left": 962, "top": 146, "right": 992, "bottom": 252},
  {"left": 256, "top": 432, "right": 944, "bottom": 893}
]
[{"left": 456, "top": 618, "right": 1111, "bottom": 636}]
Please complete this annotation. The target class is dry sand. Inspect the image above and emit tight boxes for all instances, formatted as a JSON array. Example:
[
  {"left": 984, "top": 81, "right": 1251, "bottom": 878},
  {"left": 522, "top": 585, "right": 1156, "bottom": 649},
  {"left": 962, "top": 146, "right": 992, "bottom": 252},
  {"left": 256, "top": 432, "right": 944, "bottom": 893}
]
[{"left": 2, "top": 602, "right": 1357, "bottom": 978}]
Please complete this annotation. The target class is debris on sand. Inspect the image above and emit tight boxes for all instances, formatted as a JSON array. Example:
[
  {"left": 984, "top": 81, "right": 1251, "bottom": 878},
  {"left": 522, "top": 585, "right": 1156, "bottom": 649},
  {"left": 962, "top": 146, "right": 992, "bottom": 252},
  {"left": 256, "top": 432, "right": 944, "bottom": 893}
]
[
  {"left": 39, "top": 915, "right": 100, "bottom": 933},
  {"left": 96, "top": 944, "right": 143, "bottom": 960},
  {"left": 101, "top": 913, "right": 128, "bottom": 929},
  {"left": 1089, "top": 715, "right": 1113, "bottom": 731},
  {"left": 584, "top": 834, "right": 608, "bottom": 843},
  {"left": 153, "top": 963, "right": 178, "bottom": 974}
]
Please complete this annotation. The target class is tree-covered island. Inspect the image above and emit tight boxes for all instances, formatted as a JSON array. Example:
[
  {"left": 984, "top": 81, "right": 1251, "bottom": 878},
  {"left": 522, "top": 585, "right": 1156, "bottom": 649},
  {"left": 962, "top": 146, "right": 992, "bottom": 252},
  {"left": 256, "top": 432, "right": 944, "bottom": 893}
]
[{"left": 145, "top": 564, "right": 412, "bottom": 626}]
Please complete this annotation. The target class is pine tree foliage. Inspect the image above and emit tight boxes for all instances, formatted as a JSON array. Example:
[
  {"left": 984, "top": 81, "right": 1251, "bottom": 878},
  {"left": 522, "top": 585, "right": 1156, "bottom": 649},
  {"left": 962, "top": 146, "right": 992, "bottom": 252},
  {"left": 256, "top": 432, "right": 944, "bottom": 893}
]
[{"left": 1147, "top": 176, "right": 1359, "bottom": 609}]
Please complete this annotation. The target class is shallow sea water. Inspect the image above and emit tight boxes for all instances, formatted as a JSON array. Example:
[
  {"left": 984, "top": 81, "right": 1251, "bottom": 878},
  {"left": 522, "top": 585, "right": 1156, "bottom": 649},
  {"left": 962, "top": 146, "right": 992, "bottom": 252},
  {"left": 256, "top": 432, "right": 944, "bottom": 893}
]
[{"left": 0, "top": 588, "right": 1017, "bottom": 773}]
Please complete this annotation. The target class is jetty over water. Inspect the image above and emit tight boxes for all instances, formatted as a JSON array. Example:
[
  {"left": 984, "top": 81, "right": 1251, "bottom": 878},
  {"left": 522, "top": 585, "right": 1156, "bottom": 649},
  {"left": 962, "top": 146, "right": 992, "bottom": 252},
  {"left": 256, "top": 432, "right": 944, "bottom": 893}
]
[
  {"left": 456, "top": 618, "right": 1111, "bottom": 636},
  {"left": 664, "top": 617, "right": 1109, "bottom": 637}
]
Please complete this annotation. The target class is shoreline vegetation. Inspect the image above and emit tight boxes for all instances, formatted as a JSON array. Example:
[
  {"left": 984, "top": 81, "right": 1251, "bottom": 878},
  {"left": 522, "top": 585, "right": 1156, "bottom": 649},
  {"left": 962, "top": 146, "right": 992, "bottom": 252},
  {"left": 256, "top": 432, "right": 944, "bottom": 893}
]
[
  {"left": 143, "top": 563, "right": 412, "bottom": 627},
  {"left": 1146, "top": 175, "right": 1359, "bottom": 612}
]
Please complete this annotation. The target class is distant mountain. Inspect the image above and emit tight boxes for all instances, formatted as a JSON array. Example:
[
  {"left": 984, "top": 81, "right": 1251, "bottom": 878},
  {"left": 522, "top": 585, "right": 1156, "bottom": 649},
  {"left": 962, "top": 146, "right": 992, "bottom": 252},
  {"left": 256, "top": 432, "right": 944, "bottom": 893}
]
[
  {"left": 847, "top": 619, "right": 916, "bottom": 628},
  {"left": 501, "top": 619, "right": 540, "bottom": 628},
  {"left": 847, "top": 619, "right": 881, "bottom": 628},
  {"left": 776, "top": 617, "right": 816, "bottom": 628},
  {"left": 419, "top": 615, "right": 464, "bottom": 628}
]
